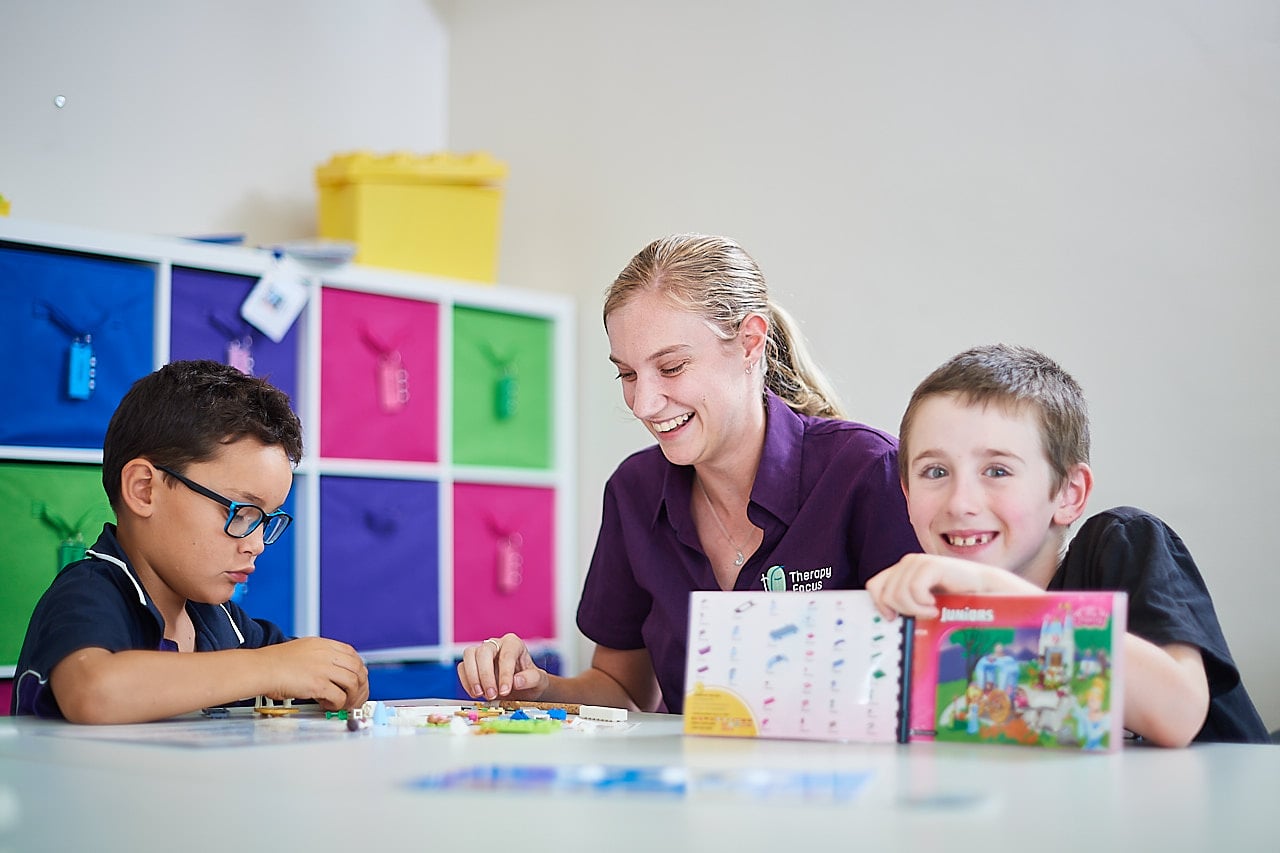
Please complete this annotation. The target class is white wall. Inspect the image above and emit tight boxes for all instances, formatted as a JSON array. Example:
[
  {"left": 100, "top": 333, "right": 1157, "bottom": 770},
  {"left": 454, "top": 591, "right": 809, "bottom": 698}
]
[
  {"left": 0, "top": 0, "right": 449, "bottom": 243},
  {"left": 442, "top": 0, "right": 1280, "bottom": 730},
  {"left": 2, "top": 1, "right": 1275, "bottom": 731}
]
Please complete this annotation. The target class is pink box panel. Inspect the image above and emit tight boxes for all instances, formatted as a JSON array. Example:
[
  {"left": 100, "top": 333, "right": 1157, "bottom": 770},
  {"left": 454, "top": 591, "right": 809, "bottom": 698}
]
[
  {"left": 320, "top": 288, "right": 439, "bottom": 461},
  {"left": 452, "top": 483, "right": 556, "bottom": 643}
]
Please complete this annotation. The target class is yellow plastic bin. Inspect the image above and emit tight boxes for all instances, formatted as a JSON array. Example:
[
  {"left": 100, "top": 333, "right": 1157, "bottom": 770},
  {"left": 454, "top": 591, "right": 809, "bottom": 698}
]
[{"left": 316, "top": 151, "right": 507, "bottom": 283}]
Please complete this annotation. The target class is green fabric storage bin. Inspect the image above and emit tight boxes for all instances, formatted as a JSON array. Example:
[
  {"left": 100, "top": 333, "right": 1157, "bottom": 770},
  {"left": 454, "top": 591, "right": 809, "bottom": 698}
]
[
  {"left": 0, "top": 461, "right": 115, "bottom": 667},
  {"left": 452, "top": 307, "right": 553, "bottom": 469}
]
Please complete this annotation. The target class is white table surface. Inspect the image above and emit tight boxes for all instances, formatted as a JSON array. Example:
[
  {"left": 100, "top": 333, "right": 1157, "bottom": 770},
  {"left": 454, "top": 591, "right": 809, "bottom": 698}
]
[{"left": 0, "top": 706, "right": 1275, "bottom": 852}]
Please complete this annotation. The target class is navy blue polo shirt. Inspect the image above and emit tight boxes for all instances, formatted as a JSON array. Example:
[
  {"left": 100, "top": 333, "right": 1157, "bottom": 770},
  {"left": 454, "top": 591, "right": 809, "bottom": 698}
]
[
  {"left": 11, "top": 524, "right": 289, "bottom": 718},
  {"left": 577, "top": 392, "right": 921, "bottom": 713}
]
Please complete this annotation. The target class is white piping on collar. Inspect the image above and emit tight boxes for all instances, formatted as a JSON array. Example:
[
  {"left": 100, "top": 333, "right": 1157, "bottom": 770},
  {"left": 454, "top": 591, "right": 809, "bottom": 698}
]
[
  {"left": 86, "top": 548, "right": 146, "bottom": 606},
  {"left": 86, "top": 548, "right": 246, "bottom": 646},
  {"left": 218, "top": 603, "right": 246, "bottom": 645}
]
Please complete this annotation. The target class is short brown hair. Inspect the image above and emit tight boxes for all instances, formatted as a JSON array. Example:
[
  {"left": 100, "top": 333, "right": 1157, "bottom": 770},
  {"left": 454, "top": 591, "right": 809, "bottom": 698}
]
[
  {"left": 899, "top": 344, "right": 1090, "bottom": 493},
  {"left": 102, "top": 360, "right": 303, "bottom": 509}
]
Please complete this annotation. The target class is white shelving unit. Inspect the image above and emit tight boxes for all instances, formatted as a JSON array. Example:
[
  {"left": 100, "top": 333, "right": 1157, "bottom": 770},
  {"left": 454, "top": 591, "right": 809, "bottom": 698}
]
[{"left": 0, "top": 218, "right": 577, "bottom": 689}]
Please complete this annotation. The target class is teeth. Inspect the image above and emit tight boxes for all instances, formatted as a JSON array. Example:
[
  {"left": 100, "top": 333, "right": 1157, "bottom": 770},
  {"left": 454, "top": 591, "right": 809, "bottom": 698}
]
[
  {"left": 949, "top": 533, "right": 992, "bottom": 547},
  {"left": 653, "top": 413, "right": 692, "bottom": 433}
]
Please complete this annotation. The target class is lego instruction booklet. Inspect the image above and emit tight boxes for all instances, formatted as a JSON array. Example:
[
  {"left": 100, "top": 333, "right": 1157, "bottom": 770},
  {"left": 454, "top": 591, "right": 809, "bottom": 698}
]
[{"left": 684, "top": 589, "right": 1126, "bottom": 751}]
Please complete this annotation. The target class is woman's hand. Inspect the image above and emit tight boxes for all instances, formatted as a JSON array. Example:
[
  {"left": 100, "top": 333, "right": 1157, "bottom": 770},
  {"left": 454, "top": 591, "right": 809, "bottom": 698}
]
[{"left": 456, "top": 632, "right": 549, "bottom": 701}]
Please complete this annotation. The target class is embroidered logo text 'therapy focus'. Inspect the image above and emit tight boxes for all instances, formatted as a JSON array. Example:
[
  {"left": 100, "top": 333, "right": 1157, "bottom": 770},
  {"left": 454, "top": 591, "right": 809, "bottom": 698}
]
[{"left": 760, "top": 565, "right": 832, "bottom": 591}]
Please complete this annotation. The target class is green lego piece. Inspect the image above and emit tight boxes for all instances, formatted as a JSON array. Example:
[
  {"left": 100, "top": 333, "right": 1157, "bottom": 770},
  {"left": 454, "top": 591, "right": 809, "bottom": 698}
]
[{"left": 478, "top": 718, "right": 562, "bottom": 734}]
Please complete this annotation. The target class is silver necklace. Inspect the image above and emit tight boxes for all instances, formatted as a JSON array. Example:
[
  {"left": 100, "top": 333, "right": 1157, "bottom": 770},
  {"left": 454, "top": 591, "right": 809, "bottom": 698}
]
[{"left": 699, "top": 480, "right": 746, "bottom": 567}]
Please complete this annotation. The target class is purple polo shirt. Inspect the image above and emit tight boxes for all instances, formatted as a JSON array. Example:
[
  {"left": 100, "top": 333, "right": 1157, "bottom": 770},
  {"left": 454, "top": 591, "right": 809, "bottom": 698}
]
[{"left": 576, "top": 391, "right": 920, "bottom": 713}]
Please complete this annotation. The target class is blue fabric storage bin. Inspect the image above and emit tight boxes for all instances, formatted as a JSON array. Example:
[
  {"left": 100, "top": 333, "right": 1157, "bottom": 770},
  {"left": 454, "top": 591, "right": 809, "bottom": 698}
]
[
  {"left": 367, "top": 653, "right": 561, "bottom": 701},
  {"left": 367, "top": 662, "right": 467, "bottom": 701},
  {"left": 169, "top": 267, "right": 300, "bottom": 405},
  {"left": 228, "top": 490, "right": 297, "bottom": 636},
  {"left": 319, "top": 476, "right": 440, "bottom": 650},
  {"left": 0, "top": 244, "right": 155, "bottom": 448}
]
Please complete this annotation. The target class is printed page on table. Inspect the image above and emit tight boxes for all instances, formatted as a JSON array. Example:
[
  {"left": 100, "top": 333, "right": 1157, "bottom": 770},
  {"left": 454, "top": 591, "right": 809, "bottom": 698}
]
[
  {"left": 684, "top": 591, "right": 908, "bottom": 743},
  {"left": 908, "top": 591, "right": 1127, "bottom": 752}
]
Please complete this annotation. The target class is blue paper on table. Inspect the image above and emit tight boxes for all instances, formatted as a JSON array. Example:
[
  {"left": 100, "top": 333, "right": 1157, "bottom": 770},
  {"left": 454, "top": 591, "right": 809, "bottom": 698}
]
[{"left": 406, "top": 765, "right": 873, "bottom": 802}]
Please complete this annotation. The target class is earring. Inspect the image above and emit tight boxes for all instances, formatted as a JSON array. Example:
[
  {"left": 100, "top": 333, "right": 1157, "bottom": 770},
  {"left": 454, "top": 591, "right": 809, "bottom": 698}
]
[{"left": 745, "top": 362, "right": 753, "bottom": 375}]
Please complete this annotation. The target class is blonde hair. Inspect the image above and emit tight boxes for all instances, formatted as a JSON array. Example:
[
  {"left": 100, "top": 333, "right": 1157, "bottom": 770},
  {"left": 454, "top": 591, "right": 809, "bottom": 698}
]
[{"left": 604, "top": 234, "right": 844, "bottom": 418}]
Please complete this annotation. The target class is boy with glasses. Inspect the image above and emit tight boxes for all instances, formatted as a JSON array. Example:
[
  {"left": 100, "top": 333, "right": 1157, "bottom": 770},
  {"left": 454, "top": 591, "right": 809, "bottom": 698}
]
[{"left": 12, "top": 360, "right": 368, "bottom": 722}]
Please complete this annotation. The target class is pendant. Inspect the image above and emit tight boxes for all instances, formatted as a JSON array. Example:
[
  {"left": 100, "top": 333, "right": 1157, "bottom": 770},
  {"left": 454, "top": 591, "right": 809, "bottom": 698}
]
[
  {"left": 227, "top": 336, "right": 254, "bottom": 376},
  {"left": 495, "top": 369, "right": 518, "bottom": 420},
  {"left": 496, "top": 532, "right": 524, "bottom": 594},
  {"left": 733, "top": 551, "right": 745, "bottom": 567},
  {"left": 377, "top": 350, "right": 410, "bottom": 413},
  {"left": 67, "top": 336, "right": 96, "bottom": 400}
]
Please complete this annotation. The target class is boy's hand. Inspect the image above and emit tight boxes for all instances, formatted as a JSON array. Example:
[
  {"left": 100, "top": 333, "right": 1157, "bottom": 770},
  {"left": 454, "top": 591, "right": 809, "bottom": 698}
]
[
  {"left": 457, "top": 632, "right": 548, "bottom": 702},
  {"left": 259, "top": 638, "right": 369, "bottom": 711},
  {"left": 866, "top": 553, "right": 1009, "bottom": 621}
]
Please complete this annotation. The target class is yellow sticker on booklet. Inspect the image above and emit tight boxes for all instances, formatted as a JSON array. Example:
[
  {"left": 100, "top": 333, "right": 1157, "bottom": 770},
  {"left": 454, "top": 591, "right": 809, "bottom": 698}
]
[{"left": 683, "top": 684, "right": 758, "bottom": 737}]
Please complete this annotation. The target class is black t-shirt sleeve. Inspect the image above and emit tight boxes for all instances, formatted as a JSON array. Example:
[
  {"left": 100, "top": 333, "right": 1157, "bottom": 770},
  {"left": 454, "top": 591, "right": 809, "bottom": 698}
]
[
  {"left": 1055, "top": 507, "right": 1236, "bottom": 692},
  {"left": 1053, "top": 507, "right": 1270, "bottom": 743}
]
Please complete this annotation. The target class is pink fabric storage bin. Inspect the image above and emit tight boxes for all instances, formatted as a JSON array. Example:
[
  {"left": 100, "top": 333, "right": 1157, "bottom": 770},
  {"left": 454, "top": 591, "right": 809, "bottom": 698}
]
[
  {"left": 320, "top": 287, "right": 439, "bottom": 461},
  {"left": 452, "top": 482, "right": 555, "bottom": 643}
]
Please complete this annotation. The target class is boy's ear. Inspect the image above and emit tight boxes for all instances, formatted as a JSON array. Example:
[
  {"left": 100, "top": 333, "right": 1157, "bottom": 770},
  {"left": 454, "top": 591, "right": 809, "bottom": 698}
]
[
  {"left": 119, "top": 458, "right": 161, "bottom": 519},
  {"left": 1052, "top": 463, "right": 1094, "bottom": 526}
]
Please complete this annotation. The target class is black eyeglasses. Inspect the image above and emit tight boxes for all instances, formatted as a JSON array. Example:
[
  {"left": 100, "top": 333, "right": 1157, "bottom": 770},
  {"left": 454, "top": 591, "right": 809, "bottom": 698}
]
[{"left": 156, "top": 465, "right": 293, "bottom": 545}]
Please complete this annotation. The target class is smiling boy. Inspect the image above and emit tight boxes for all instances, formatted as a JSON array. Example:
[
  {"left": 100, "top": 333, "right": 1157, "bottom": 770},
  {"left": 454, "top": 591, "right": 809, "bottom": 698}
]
[
  {"left": 867, "top": 344, "right": 1269, "bottom": 746},
  {"left": 12, "top": 360, "right": 368, "bottom": 723}
]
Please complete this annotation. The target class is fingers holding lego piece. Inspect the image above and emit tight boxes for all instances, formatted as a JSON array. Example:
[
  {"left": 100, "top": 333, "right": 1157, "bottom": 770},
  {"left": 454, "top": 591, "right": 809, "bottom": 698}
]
[
  {"left": 259, "top": 636, "right": 369, "bottom": 711},
  {"left": 456, "top": 632, "right": 548, "bottom": 701},
  {"left": 457, "top": 638, "right": 495, "bottom": 700}
]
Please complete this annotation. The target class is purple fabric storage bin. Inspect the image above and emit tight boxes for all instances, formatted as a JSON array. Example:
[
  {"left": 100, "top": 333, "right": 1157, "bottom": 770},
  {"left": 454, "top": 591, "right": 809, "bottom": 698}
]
[
  {"left": 169, "top": 267, "right": 299, "bottom": 405},
  {"left": 319, "top": 476, "right": 440, "bottom": 651}
]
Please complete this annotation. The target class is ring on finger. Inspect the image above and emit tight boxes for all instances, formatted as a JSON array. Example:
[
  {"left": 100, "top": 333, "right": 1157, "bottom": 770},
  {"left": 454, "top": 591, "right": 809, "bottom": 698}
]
[{"left": 483, "top": 637, "right": 501, "bottom": 652}]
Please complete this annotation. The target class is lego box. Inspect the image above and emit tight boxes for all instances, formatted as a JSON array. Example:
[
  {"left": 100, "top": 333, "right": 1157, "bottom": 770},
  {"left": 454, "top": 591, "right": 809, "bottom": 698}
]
[
  {"left": 683, "top": 589, "right": 1127, "bottom": 751},
  {"left": 316, "top": 151, "right": 507, "bottom": 283}
]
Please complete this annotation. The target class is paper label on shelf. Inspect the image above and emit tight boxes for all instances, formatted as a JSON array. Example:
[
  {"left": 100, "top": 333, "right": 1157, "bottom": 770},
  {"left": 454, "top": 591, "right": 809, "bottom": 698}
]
[{"left": 241, "top": 263, "right": 310, "bottom": 343}]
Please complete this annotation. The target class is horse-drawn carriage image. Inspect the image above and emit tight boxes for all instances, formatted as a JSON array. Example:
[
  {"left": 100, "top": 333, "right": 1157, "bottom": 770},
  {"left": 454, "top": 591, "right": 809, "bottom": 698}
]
[
  {"left": 932, "top": 603, "right": 1112, "bottom": 745},
  {"left": 916, "top": 594, "right": 1122, "bottom": 751}
]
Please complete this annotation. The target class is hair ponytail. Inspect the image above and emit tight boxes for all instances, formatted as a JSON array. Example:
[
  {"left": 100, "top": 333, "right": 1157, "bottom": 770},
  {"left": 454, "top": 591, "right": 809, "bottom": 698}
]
[
  {"left": 764, "top": 300, "right": 843, "bottom": 418},
  {"left": 605, "top": 234, "right": 844, "bottom": 419}
]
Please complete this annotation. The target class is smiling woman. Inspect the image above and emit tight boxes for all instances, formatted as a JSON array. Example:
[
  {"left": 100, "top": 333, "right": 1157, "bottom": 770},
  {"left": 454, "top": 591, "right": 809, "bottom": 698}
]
[{"left": 457, "top": 234, "right": 922, "bottom": 713}]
